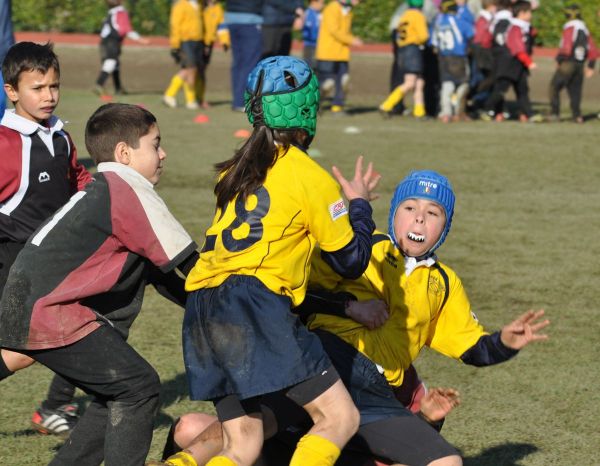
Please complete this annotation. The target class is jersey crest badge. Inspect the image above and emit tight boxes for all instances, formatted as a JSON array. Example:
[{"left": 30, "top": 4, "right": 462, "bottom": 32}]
[
  {"left": 38, "top": 172, "right": 51, "bottom": 183},
  {"left": 328, "top": 198, "right": 348, "bottom": 221}
]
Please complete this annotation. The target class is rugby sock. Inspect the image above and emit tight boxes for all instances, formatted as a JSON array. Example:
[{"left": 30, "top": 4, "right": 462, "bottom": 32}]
[
  {"left": 413, "top": 103, "right": 426, "bottom": 118},
  {"left": 289, "top": 433, "right": 341, "bottom": 466},
  {"left": 163, "top": 451, "right": 198, "bottom": 466},
  {"left": 183, "top": 82, "right": 197, "bottom": 105},
  {"left": 96, "top": 71, "right": 109, "bottom": 87},
  {"left": 165, "top": 75, "right": 184, "bottom": 98},
  {"left": 380, "top": 86, "right": 404, "bottom": 112},
  {"left": 0, "top": 354, "right": 14, "bottom": 381},
  {"left": 195, "top": 77, "right": 205, "bottom": 104},
  {"left": 205, "top": 456, "right": 237, "bottom": 466}
]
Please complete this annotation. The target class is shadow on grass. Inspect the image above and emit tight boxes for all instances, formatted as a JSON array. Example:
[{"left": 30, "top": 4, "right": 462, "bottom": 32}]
[
  {"left": 154, "top": 372, "right": 190, "bottom": 428},
  {"left": 462, "top": 442, "right": 538, "bottom": 466}
]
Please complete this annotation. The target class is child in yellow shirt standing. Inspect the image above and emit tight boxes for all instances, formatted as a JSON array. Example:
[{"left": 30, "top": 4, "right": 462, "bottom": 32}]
[
  {"left": 379, "top": 0, "right": 429, "bottom": 118},
  {"left": 163, "top": 0, "right": 204, "bottom": 110},
  {"left": 315, "top": 0, "right": 363, "bottom": 114},
  {"left": 199, "top": 0, "right": 229, "bottom": 108}
]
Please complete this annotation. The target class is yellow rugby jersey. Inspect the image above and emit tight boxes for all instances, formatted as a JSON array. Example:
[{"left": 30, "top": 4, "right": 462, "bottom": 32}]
[
  {"left": 203, "top": 3, "right": 225, "bottom": 46},
  {"left": 170, "top": 0, "right": 204, "bottom": 49},
  {"left": 308, "top": 232, "right": 486, "bottom": 387},
  {"left": 315, "top": 1, "right": 355, "bottom": 62},
  {"left": 396, "top": 9, "right": 429, "bottom": 48},
  {"left": 186, "top": 145, "right": 355, "bottom": 307}
]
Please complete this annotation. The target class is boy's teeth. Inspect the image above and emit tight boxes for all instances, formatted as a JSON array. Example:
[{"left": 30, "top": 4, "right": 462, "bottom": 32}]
[{"left": 408, "top": 232, "right": 425, "bottom": 242}]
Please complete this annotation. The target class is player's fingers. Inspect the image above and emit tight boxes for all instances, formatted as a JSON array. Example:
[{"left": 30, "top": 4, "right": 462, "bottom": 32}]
[
  {"left": 331, "top": 165, "right": 348, "bottom": 187},
  {"left": 530, "top": 319, "right": 550, "bottom": 333},
  {"left": 353, "top": 155, "right": 364, "bottom": 181}
]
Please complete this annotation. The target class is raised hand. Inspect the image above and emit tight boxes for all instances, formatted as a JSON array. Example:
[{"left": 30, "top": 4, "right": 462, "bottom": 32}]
[
  {"left": 420, "top": 387, "right": 461, "bottom": 423},
  {"left": 345, "top": 299, "right": 389, "bottom": 329},
  {"left": 500, "top": 309, "right": 550, "bottom": 350},
  {"left": 332, "top": 155, "right": 381, "bottom": 202}
]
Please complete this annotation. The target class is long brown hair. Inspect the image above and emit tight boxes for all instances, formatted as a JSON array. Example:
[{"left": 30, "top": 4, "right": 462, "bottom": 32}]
[{"left": 214, "top": 127, "right": 307, "bottom": 211}]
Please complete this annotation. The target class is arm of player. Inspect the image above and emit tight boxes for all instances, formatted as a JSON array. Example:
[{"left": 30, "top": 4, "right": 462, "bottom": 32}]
[
  {"left": 149, "top": 250, "right": 199, "bottom": 308},
  {"left": 460, "top": 310, "right": 549, "bottom": 365}
]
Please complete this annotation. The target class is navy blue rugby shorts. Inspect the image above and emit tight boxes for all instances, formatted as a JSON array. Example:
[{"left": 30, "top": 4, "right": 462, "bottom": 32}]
[{"left": 183, "top": 275, "right": 331, "bottom": 401}]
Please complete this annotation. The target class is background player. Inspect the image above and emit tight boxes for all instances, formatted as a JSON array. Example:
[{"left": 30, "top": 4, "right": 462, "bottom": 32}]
[{"left": 94, "top": 0, "right": 149, "bottom": 96}]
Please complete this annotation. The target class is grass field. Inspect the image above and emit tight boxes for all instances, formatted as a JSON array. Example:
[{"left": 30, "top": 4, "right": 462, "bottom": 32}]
[{"left": 1, "top": 43, "right": 600, "bottom": 465}]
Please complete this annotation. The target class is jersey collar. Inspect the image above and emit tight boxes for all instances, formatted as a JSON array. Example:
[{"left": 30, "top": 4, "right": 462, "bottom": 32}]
[
  {"left": 0, "top": 110, "right": 64, "bottom": 136},
  {"left": 404, "top": 255, "right": 437, "bottom": 276},
  {"left": 97, "top": 161, "right": 155, "bottom": 189}
]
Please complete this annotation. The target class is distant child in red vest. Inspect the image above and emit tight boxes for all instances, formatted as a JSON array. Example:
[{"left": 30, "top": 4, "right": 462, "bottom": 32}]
[
  {"left": 470, "top": 0, "right": 497, "bottom": 106},
  {"left": 549, "top": 4, "right": 599, "bottom": 123},
  {"left": 482, "top": 0, "right": 538, "bottom": 122},
  {"left": 94, "top": 0, "right": 149, "bottom": 96}
]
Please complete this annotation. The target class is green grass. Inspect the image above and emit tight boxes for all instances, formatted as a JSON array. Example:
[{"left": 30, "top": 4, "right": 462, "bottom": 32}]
[{"left": 1, "top": 45, "right": 600, "bottom": 465}]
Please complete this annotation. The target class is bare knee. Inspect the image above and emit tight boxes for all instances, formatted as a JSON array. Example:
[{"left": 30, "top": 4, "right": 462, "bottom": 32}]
[
  {"left": 428, "top": 454, "right": 463, "bottom": 466},
  {"left": 176, "top": 413, "right": 218, "bottom": 449}
]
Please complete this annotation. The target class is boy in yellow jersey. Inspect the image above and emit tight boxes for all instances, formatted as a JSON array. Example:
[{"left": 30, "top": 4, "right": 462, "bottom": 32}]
[
  {"left": 315, "top": 0, "right": 363, "bottom": 114},
  {"left": 294, "top": 170, "right": 550, "bottom": 465},
  {"left": 199, "top": 0, "right": 229, "bottom": 108},
  {"left": 182, "top": 56, "right": 380, "bottom": 466},
  {"left": 163, "top": 0, "right": 204, "bottom": 109},
  {"left": 379, "top": 0, "right": 429, "bottom": 118}
]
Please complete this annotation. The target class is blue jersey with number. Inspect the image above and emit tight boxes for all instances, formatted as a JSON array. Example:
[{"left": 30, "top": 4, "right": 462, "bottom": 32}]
[
  {"left": 186, "top": 145, "right": 355, "bottom": 307},
  {"left": 430, "top": 13, "right": 474, "bottom": 57}
]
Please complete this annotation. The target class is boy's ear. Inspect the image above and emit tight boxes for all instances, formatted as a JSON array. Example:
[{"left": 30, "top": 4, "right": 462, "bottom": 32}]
[
  {"left": 4, "top": 83, "right": 18, "bottom": 103},
  {"left": 114, "top": 141, "right": 131, "bottom": 165}
]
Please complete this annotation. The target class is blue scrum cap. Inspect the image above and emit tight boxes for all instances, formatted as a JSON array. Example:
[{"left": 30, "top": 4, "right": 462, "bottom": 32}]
[{"left": 388, "top": 170, "right": 455, "bottom": 255}]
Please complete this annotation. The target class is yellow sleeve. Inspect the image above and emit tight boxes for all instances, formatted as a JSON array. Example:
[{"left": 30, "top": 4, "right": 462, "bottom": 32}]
[
  {"left": 427, "top": 267, "right": 487, "bottom": 359},
  {"left": 414, "top": 11, "right": 429, "bottom": 44},
  {"left": 325, "top": 7, "right": 355, "bottom": 46},
  {"left": 308, "top": 248, "right": 345, "bottom": 292},
  {"left": 170, "top": 2, "right": 184, "bottom": 49}
]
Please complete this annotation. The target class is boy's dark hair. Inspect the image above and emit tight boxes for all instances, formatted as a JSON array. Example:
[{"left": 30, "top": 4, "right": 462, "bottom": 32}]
[
  {"left": 496, "top": 0, "right": 512, "bottom": 10},
  {"left": 106, "top": 0, "right": 122, "bottom": 7},
  {"left": 481, "top": 0, "right": 497, "bottom": 9},
  {"left": 214, "top": 127, "right": 306, "bottom": 211},
  {"left": 513, "top": 0, "right": 532, "bottom": 16},
  {"left": 1, "top": 42, "right": 60, "bottom": 88},
  {"left": 85, "top": 103, "right": 157, "bottom": 165}
]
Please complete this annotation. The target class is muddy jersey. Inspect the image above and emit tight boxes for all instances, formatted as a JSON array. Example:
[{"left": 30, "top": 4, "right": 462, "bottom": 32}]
[
  {"left": 185, "top": 145, "right": 354, "bottom": 307},
  {"left": 0, "top": 162, "right": 196, "bottom": 350},
  {"left": 0, "top": 111, "right": 91, "bottom": 242}
]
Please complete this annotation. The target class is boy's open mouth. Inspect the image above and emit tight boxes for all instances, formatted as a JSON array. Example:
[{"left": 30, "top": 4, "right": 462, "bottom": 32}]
[{"left": 407, "top": 232, "right": 425, "bottom": 243}]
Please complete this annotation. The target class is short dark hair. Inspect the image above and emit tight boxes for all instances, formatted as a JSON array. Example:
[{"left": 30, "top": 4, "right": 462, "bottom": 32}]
[
  {"left": 85, "top": 103, "right": 157, "bottom": 165},
  {"left": 1, "top": 42, "right": 60, "bottom": 88},
  {"left": 513, "top": 0, "right": 532, "bottom": 16}
]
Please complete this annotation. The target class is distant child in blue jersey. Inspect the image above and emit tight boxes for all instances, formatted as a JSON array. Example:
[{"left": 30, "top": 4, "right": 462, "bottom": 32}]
[
  {"left": 431, "top": 0, "right": 474, "bottom": 122},
  {"left": 302, "top": 0, "right": 325, "bottom": 69}
]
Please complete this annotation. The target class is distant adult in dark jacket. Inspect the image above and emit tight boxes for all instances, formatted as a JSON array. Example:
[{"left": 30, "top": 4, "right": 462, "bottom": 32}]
[
  {"left": 225, "top": 0, "right": 264, "bottom": 111},
  {"left": 261, "top": 0, "right": 304, "bottom": 58}
]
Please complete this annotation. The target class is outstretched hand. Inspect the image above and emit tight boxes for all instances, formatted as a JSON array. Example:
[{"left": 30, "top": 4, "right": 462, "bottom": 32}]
[
  {"left": 420, "top": 387, "right": 461, "bottom": 422},
  {"left": 500, "top": 309, "right": 549, "bottom": 350},
  {"left": 346, "top": 299, "right": 389, "bottom": 329},
  {"left": 332, "top": 155, "right": 381, "bottom": 202}
]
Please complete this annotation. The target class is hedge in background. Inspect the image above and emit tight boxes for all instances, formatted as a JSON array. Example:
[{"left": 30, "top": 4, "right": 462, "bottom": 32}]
[{"left": 11, "top": 0, "right": 600, "bottom": 47}]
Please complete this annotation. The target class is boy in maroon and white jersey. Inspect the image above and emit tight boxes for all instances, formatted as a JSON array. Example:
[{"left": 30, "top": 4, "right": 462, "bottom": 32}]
[
  {"left": 549, "top": 4, "right": 599, "bottom": 123},
  {"left": 482, "top": 0, "right": 538, "bottom": 122},
  {"left": 1, "top": 41, "right": 92, "bottom": 438},
  {"left": 0, "top": 103, "right": 198, "bottom": 466}
]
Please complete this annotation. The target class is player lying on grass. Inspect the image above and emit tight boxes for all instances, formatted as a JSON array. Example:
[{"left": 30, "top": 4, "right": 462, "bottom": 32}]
[
  {"left": 153, "top": 169, "right": 550, "bottom": 466},
  {"left": 0, "top": 103, "right": 199, "bottom": 466}
]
